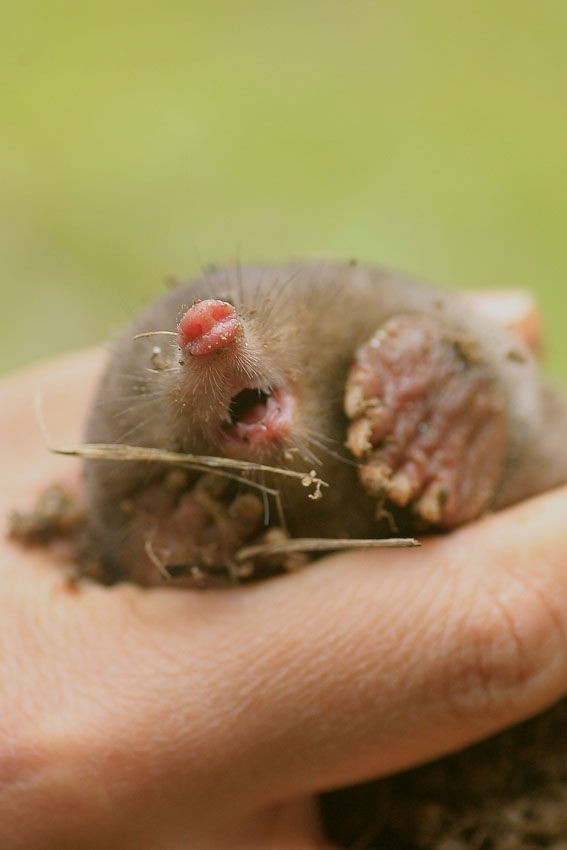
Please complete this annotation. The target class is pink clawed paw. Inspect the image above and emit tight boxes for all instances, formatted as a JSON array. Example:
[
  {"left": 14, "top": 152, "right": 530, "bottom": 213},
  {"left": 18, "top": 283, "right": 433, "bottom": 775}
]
[{"left": 345, "top": 316, "right": 507, "bottom": 527}]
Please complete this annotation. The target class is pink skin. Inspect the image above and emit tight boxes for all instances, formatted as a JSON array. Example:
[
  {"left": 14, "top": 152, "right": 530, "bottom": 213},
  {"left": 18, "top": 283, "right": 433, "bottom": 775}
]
[
  {"left": 177, "top": 299, "right": 242, "bottom": 356},
  {"left": 177, "top": 299, "right": 295, "bottom": 453},
  {"left": 345, "top": 316, "right": 507, "bottom": 527},
  {"left": 222, "top": 387, "right": 296, "bottom": 451}
]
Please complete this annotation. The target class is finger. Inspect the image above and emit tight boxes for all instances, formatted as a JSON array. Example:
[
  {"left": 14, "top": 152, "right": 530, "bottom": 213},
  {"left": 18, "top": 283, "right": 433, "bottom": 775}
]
[
  {"left": 109, "top": 487, "right": 567, "bottom": 810},
  {"left": 0, "top": 349, "right": 104, "bottom": 512},
  {"left": 461, "top": 288, "right": 542, "bottom": 356}
]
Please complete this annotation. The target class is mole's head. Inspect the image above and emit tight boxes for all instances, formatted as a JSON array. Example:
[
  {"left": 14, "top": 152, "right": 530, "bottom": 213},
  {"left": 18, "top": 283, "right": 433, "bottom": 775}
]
[{"left": 170, "top": 296, "right": 300, "bottom": 460}]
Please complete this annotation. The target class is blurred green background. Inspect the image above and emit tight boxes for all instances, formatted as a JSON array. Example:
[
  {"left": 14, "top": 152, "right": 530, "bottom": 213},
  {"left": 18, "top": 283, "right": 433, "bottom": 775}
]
[{"left": 2, "top": 0, "right": 566, "bottom": 376}]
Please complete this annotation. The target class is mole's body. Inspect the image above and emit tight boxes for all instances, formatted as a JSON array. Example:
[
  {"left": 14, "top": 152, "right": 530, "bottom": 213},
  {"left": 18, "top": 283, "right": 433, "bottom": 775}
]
[{"left": 85, "top": 261, "right": 566, "bottom": 586}]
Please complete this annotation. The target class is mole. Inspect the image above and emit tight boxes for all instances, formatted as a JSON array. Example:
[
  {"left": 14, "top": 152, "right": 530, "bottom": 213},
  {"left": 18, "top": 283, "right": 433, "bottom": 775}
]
[
  {"left": 84, "top": 260, "right": 567, "bottom": 586},
  {"left": 79, "top": 260, "right": 567, "bottom": 848}
]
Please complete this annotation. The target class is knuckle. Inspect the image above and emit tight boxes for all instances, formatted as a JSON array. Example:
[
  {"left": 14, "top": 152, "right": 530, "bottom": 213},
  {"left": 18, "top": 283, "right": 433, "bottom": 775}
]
[{"left": 441, "top": 573, "right": 567, "bottom": 725}]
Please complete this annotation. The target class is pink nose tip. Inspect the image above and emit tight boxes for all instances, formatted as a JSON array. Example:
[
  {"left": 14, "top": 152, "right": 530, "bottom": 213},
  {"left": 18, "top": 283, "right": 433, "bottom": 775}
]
[{"left": 177, "top": 299, "right": 242, "bottom": 356}]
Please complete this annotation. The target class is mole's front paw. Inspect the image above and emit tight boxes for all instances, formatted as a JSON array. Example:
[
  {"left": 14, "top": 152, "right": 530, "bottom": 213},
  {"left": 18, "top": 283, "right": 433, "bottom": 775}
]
[{"left": 345, "top": 315, "right": 507, "bottom": 527}]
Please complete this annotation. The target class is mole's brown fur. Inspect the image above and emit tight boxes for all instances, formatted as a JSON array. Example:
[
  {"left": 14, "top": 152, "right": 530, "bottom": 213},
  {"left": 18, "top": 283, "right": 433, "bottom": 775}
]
[
  {"left": 84, "top": 261, "right": 567, "bottom": 849},
  {"left": 85, "top": 261, "right": 566, "bottom": 586}
]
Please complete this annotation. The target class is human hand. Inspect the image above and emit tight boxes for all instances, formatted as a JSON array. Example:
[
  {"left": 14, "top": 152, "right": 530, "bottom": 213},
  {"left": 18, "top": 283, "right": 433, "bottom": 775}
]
[{"left": 1, "top": 351, "right": 566, "bottom": 850}]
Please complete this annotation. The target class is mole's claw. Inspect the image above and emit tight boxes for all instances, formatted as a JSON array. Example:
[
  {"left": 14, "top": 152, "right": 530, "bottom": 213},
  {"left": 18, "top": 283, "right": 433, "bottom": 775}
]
[{"left": 345, "top": 315, "right": 507, "bottom": 528}]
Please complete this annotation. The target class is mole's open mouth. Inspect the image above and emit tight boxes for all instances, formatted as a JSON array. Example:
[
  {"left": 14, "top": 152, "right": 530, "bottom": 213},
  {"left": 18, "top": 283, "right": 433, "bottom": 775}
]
[
  {"left": 222, "top": 386, "right": 295, "bottom": 448},
  {"left": 228, "top": 388, "right": 271, "bottom": 426}
]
